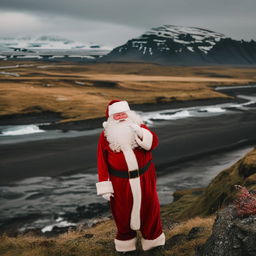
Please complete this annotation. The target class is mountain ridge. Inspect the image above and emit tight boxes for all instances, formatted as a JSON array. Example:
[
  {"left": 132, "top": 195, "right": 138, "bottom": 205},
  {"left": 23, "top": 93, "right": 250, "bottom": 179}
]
[{"left": 100, "top": 25, "right": 256, "bottom": 65}]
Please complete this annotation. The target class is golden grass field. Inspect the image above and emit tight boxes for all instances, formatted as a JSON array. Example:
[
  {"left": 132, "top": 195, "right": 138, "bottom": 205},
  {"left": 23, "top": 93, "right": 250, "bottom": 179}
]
[{"left": 1, "top": 61, "right": 256, "bottom": 123}]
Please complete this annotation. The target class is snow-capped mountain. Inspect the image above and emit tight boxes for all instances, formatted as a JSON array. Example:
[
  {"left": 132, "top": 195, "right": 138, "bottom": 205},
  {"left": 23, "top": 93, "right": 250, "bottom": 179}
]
[
  {"left": 0, "top": 35, "right": 112, "bottom": 61},
  {"left": 101, "top": 25, "right": 256, "bottom": 65}
]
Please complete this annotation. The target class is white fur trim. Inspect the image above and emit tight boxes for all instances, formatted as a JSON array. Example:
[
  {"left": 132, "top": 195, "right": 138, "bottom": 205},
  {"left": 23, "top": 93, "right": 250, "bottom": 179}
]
[
  {"left": 96, "top": 181, "right": 114, "bottom": 195},
  {"left": 129, "top": 177, "right": 141, "bottom": 230},
  {"left": 114, "top": 237, "right": 137, "bottom": 252},
  {"left": 109, "top": 101, "right": 130, "bottom": 116},
  {"left": 141, "top": 232, "right": 166, "bottom": 251},
  {"left": 121, "top": 147, "right": 141, "bottom": 230},
  {"left": 135, "top": 127, "right": 153, "bottom": 151},
  {"left": 121, "top": 147, "right": 139, "bottom": 171}
]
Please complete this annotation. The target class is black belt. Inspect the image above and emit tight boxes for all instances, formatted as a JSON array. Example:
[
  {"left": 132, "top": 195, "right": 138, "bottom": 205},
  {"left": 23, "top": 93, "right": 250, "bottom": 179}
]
[{"left": 108, "top": 160, "right": 152, "bottom": 179}]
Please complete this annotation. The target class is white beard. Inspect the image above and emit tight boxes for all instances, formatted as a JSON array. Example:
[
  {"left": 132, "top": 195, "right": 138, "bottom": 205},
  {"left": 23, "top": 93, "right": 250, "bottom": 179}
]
[{"left": 103, "top": 110, "right": 144, "bottom": 153}]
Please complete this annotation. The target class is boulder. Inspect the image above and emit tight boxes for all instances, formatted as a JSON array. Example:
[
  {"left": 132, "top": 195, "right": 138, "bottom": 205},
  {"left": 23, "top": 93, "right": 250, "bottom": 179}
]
[{"left": 196, "top": 204, "right": 256, "bottom": 256}]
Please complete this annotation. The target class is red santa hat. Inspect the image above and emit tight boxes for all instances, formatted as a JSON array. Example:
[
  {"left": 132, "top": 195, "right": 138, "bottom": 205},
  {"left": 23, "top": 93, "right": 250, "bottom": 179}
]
[{"left": 105, "top": 99, "right": 130, "bottom": 119}]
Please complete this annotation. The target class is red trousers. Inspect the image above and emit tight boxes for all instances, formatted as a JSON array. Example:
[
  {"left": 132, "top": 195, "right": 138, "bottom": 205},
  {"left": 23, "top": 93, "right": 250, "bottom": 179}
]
[{"left": 109, "top": 163, "right": 163, "bottom": 241}]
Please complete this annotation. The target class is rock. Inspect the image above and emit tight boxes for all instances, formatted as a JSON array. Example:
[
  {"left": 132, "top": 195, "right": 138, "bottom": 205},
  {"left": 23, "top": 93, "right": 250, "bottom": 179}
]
[
  {"left": 84, "top": 233, "right": 94, "bottom": 238},
  {"left": 238, "top": 149, "right": 256, "bottom": 178},
  {"left": 196, "top": 204, "right": 256, "bottom": 256},
  {"left": 51, "top": 225, "right": 75, "bottom": 235},
  {"left": 141, "top": 246, "right": 165, "bottom": 256},
  {"left": 62, "top": 203, "right": 110, "bottom": 222},
  {"left": 186, "top": 226, "right": 205, "bottom": 240},
  {"left": 239, "top": 162, "right": 256, "bottom": 178},
  {"left": 165, "top": 233, "right": 187, "bottom": 250}
]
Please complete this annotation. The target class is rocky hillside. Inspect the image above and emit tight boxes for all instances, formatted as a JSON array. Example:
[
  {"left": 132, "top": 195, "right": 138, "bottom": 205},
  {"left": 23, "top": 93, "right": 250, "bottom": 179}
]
[{"left": 101, "top": 25, "right": 256, "bottom": 65}]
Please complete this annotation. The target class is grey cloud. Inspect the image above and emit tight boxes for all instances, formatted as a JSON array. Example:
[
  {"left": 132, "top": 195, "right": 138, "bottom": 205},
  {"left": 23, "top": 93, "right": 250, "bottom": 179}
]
[
  {"left": 0, "top": 0, "right": 255, "bottom": 43},
  {"left": 0, "top": 0, "right": 255, "bottom": 28}
]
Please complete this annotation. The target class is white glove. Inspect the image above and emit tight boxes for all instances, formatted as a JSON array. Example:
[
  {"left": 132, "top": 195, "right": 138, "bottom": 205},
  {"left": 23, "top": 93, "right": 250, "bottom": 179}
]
[
  {"left": 129, "top": 123, "right": 143, "bottom": 138},
  {"left": 102, "top": 192, "right": 114, "bottom": 201}
]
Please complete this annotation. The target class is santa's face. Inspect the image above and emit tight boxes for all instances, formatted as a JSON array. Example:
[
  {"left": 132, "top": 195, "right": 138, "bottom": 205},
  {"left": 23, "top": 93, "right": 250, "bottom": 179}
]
[
  {"left": 113, "top": 112, "right": 128, "bottom": 122},
  {"left": 104, "top": 110, "right": 143, "bottom": 152}
]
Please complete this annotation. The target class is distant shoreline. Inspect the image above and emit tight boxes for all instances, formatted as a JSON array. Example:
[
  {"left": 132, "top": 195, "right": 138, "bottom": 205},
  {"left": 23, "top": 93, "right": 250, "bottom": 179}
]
[{"left": 0, "top": 96, "right": 246, "bottom": 131}]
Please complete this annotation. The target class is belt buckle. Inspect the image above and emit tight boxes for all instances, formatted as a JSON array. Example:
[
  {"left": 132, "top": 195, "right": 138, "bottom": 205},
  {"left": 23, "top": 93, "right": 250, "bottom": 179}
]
[{"left": 129, "top": 169, "right": 140, "bottom": 179}]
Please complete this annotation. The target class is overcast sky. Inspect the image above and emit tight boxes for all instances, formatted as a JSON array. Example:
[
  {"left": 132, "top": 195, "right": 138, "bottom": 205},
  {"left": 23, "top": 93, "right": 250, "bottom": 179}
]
[{"left": 0, "top": 0, "right": 255, "bottom": 47}]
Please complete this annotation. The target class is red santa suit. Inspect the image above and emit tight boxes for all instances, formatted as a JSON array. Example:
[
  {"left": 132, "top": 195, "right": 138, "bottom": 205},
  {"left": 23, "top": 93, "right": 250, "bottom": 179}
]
[{"left": 96, "top": 100, "right": 165, "bottom": 252}]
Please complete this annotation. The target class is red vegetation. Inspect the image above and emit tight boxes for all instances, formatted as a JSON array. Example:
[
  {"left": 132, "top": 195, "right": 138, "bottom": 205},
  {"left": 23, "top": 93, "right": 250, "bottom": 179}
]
[{"left": 234, "top": 185, "right": 256, "bottom": 217}]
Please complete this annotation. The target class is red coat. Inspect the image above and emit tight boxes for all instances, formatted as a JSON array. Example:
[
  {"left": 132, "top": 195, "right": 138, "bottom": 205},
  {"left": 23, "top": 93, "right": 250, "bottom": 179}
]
[
  {"left": 96, "top": 124, "right": 165, "bottom": 251},
  {"left": 97, "top": 124, "right": 158, "bottom": 182}
]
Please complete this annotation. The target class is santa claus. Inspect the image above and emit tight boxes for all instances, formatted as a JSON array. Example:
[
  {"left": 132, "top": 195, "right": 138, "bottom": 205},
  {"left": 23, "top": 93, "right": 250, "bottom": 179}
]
[{"left": 96, "top": 100, "right": 165, "bottom": 252}]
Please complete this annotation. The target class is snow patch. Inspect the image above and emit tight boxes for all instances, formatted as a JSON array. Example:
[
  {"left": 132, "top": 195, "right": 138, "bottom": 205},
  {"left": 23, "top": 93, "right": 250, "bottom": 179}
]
[
  {"left": 187, "top": 46, "right": 194, "bottom": 52},
  {"left": 198, "top": 46, "right": 213, "bottom": 54}
]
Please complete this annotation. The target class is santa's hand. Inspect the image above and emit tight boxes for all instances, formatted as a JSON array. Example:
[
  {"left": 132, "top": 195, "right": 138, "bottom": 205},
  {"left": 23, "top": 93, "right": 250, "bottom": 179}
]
[
  {"left": 129, "top": 123, "right": 143, "bottom": 138},
  {"left": 102, "top": 192, "right": 114, "bottom": 201}
]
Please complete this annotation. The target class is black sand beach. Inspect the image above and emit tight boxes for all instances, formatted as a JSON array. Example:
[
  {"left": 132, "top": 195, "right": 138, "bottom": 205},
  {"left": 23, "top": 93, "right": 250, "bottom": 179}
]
[{"left": 0, "top": 97, "right": 256, "bottom": 185}]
